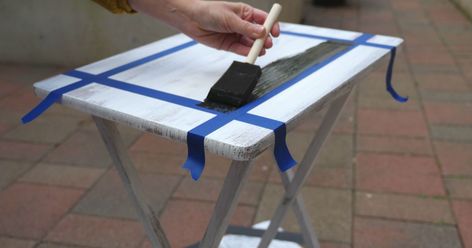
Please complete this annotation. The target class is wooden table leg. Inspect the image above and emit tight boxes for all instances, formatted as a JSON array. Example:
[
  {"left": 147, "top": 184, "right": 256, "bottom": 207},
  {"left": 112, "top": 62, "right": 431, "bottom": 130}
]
[
  {"left": 280, "top": 170, "right": 320, "bottom": 248},
  {"left": 199, "top": 160, "right": 253, "bottom": 248},
  {"left": 93, "top": 116, "right": 171, "bottom": 248},
  {"left": 257, "top": 91, "right": 351, "bottom": 248}
]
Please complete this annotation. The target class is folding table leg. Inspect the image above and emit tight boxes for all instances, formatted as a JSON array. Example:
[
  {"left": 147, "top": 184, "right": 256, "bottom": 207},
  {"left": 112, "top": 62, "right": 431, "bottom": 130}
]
[
  {"left": 279, "top": 170, "right": 320, "bottom": 248},
  {"left": 93, "top": 116, "right": 171, "bottom": 248},
  {"left": 199, "top": 160, "right": 253, "bottom": 248},
  {"left": 258, "top": 92, "right": 351, "bottom": 248}
]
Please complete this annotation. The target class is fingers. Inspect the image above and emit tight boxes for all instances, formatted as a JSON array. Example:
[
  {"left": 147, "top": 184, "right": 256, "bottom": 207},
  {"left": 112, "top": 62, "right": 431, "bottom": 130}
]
[
  {"left": 251, "top": 8, "right": 280, "bottom": 37},
  {"left": 228, "top": 3, "right": 281, "bottom": 40},
  {"left": 228, "top": 15, "right": 266, "bottom": 40},
  {"left": 240, "top": 36, "right": 273, "bottom": 49}
]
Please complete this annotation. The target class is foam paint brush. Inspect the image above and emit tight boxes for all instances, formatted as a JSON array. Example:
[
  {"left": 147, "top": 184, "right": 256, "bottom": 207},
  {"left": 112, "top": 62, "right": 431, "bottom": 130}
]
[{"left": 206, "top": 3, "right": 282, "bottom": 107}]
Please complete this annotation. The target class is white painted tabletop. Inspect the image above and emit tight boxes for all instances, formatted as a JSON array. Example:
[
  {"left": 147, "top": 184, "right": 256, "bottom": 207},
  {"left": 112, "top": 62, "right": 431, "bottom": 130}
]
[{"left": 33, "top": 23, "right": 402, "bottom": 161}]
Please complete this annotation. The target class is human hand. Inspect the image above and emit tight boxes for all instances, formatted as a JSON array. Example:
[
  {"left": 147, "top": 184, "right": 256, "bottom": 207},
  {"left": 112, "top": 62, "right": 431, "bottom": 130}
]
[{"left": 128, "top": 0, "right": 280, "bottom": 56}]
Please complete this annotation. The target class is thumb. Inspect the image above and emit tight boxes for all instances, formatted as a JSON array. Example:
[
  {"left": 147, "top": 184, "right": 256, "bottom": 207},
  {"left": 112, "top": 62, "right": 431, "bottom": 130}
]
[{"left": 228, "top": 15, "right": 266, "bottom": 40}]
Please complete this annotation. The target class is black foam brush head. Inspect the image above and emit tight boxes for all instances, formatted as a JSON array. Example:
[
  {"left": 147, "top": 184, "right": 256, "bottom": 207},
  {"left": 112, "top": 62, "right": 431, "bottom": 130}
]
[{"left": 206, "top": 61, "right": 262, "bottom": 107}]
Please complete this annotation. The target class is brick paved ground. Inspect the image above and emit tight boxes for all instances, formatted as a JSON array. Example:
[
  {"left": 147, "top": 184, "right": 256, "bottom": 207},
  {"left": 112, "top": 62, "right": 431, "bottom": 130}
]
[{"left": 1, "top": 0, "right": 472, "bottom": 247}]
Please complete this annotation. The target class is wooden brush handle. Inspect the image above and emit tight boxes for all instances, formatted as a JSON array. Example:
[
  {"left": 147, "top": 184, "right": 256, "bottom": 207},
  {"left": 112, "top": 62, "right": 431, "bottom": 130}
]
[{"left": 245, "top": 3, "right": 282, "bottom": 64}]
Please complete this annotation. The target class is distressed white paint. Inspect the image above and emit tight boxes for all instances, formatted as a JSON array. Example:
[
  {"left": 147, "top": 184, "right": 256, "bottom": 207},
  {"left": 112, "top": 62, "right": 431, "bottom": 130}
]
[
  {"left": 62, "top": 83, "right": 216, "bottom": 142},
  {"left": 280, "top": 22, "right": 362, "bottom": 40},
  {"left": 77, "top": 35, "right": 193, "bottom": 75},
  {"left": 32, "top": 23, "right": 403, "bottom": 161},
  {"left": 34, "top": 74, "right": 81, "bottom": 94},
  {"left": 367, "top": 35, "right": 404, "bottom": 47},
  {"left": 205, "top": 120, "right": 274, "bottom": 160},
  {"left": 248, "top": 46, "right": 387, "bottom": 122},
  {"left": 111, "top": 35, "right": 324, "bottom": 101}
]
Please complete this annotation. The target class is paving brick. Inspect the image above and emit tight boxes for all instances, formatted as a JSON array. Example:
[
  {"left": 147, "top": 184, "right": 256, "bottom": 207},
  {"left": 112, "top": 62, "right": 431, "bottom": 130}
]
[
  {"left": 354, "top": 217, "right": 461, "bottom": 248},
  {"left": 420, "top": 90, "right": 472, "bottom": 103},
  {"left": 424, "top": 102, "right": 472, "bottom": 125},
  {"left": 0, "top": 81, "right": 23, "bottom": 99},
  {"left": 357, "top": 109, "right": 428, "bottom": 137},
  {"left": 406, "top": 45, "right": 455, "bottom": 66},
  {"left": 0, "top": 183, "right": 83, "bottom": 239},
  {"left": 0, "top": 122, "right": 12, "bottom": 136},
  {"left": 255, "top": 184, "right": 352, "bottom": 243},
  {"left": 44, "top": 131, "right": 111, "bottom": 168},
  {"left": 414, "top": 72, "right": 470, "bottom": 92},
  {"left": 173, "top": 177, "right": 263, "bottom": 205},
  {"left": 73, "top": 170, "right": 180, "bottom": 220},
  {"left": 357, "top": 135, "right": 433, "bottom": 156},
  {"left": 359, "top": 72, "right": 415, "bottom": 99},
  {"left": 356, "top": 192, "right": 454, "bottom": 224},
  {"left": 160, "top": 199, "right": 255, "bottom": 247},
  {"left": 130, "top": 152, "right": 187, "bottom": 175},
  {"left": 45, "top": 214, "right": 145, "bottom": 248},
  {"left": 19, "top": 163, "right": 105, "bottom": 189},
  {"left": 452, "top": 200, "right": 472, "bottom": 248},
  {"left": 0, "top": 160, "right": 33, "bottom": 190},
  {"left": 287, "top": 133, "right": 353, "bottom": 168},
  {"left": 358, "top": 96, "right": 420, "bottom": 111},
  {"left": 0, "top": 237, "right": 36, "bottom": 248},
  {"left": 245, "top": 151, "right": 273, "bottom": 182},
  {"left": 0, "top": 88, "right": 41, "bottom": 113},
  {"left": 445, "top": 178, "right": 472, "bottom": 199},
  {"left": 269, "top": 165, "right": 353, "bottom": 189},
  {"left": 36, "top": 242, "right": 89, "bottom": 248},
  {"left": 435, "top": 142, "right": 472, "bottom": 176},
  {"left": 4, "top": 115, "right": 80, "bottom": 144},
  {"left": 305, "top": 166, "right": 352, "bottom": 189},
  {"left": 0, "top": 140, "right": 51, "bottom": 162},
  {"left": 356, "top": 153, "right": 445, "bottom": 196},
  {"left": 431, "top": 125, "right": 472, "bottom": 142},
  {"left": 401, "top": 29, "right": 443, "bottom": 46}
]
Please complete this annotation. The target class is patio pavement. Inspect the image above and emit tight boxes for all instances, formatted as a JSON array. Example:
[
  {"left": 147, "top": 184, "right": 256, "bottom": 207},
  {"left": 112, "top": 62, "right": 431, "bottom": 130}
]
[{"left": 1, "top": 0, "right": 472, "bottom": 247}]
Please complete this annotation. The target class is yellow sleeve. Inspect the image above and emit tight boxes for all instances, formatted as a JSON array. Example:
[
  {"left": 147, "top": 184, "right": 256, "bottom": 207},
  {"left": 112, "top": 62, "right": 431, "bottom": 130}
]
[{"left": 92, "top": 0, "right": 137, "bottom": 14}]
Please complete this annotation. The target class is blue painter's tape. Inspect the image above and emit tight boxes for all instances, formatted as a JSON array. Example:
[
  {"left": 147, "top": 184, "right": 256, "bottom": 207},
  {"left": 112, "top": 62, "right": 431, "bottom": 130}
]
[
  {"left": 237, "top": 114, "right": 296, "bottom": 172},
  {"left": 64, "top": 70, "right": 221, "bottom": 115},
  {"left": 180, "top": 34, "right": 375, "bottom": 180},
  {"left": 23, "top": 31, "right": 407, "bottom": 181},
  {"left": 183, "top": 131, "right": 206, "bottom": 180},
  {"left": 386, "top": 47, "right": 408, "bottom": 102},
  {"left": 282, "top": 30, "right": 408, "bottom": 102},
  {"left": 21, "top": 79, "right": 92, "bottom": 124},
  {"left": 21, "top": 40, "right": 200, "bottom": 124},
  {"left": 100, "top": 41, "right": 197, "bottom": 77}
]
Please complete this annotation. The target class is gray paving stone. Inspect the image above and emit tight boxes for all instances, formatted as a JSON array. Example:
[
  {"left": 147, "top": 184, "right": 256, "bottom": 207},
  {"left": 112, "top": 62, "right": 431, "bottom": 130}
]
[
  {"left": 73, "top": 170, "right": 180, "bottom": 219},
  {"left": 4, "top": 115, "right": 80, "bottom": 144},
  {"left": 36, "top": 242, "right": 90, "bottom": 248},
  {"left": 44, "top": 130, "right": 111, "bottom": 168},
  {"left": 287, "top": 133, "right": 353, "bottom": 168},
  {"left": 0, "top": 160, "right": 33, "bottom": 190},
  {"left": 431, "top": 125, "right": 472, "bottom": 142},
  {"left": 255, "top": 184, "right": 352, "bottom": 243},
  {"left": 0, "top": 236, "right": 36, "bottom": 248},
  {"left": 355, "top": 217, "right": 462, "bottom": 248},
  {"left": 420, "top": 90, "right": 472, "bottom": 102}
]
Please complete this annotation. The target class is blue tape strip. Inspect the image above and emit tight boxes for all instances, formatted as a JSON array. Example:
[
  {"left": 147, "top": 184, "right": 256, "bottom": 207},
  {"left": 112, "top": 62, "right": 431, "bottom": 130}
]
[
  {"left": 22, "top": 31, "right": 407, "bottom": 181},
  {"left": 282, "top": 31, "right": 408, "bottom": 102},
  {"left": 182, "top": 33, "right": 376, "bottom": 180},
  {"left": 21, "top": 80, "right": 92, "bottom": 124},
  {"left": 64, "top": 70, "right": 221, "bottom": 115},
  {"left": 21, "top": 40, "right": 202, "bottom": 124},
  {"left": 386, "top": 47, "right": 408, "bottom": 102},
  {"left": 237, "top": 114, "right": 296, "bottom": 171}
]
